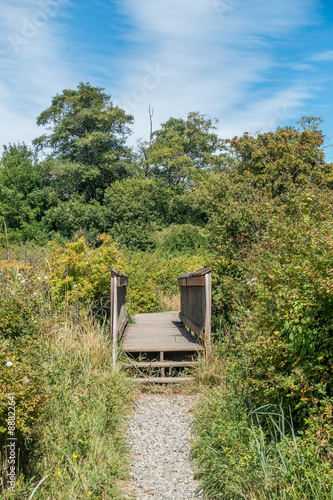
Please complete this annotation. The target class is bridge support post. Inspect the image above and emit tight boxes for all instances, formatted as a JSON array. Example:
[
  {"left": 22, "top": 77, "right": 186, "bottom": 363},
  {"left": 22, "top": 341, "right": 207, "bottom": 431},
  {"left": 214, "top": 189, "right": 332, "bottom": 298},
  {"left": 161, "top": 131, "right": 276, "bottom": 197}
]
[
  {"left": 205, "top": 272, "right": 212, "bottom": 356},
  {"left": 111, "top": 271, "right": 118, "bottom": 367}
]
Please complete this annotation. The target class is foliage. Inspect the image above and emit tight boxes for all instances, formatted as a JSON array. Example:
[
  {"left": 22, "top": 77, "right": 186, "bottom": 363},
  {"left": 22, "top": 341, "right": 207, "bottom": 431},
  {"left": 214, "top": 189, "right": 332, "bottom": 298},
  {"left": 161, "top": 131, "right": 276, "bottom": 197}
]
[
  {"left": 0, "top": 144, "right": 49, "bottom": 241},
  {"left": 43, "top": 195, "right": 106, "bottom": 241},
  {"left": 31, "top": 313, "right": 133, "bottom": 499},
  {"left": 196, "top": 122, "right": 333, "bottom": 414},
  {"left": 192, "top": 384, "right": 333, "bottom": 499},
  {"left": 192, "top": 120, "right": 333, "bottom": 498},
  {"left": 0, "top": 256, "right": 133, "bottom": 498},
  {"left": 34, "top": 82, "right": 133, "bottom": 165},
  {"left": 154, "top": 224, "right": 210, "bottom": 255},
  {"left": 226, "top": 117, "right": 330, "bottom": 195},
  {"left": 103, "top": 178, "right": 164, "bottom": 250},
  {"left": 122, "top": 249, "right": 209, "bottom": 315},
  {"left": 0, "top": 261, "right": 50, "bottom": 490},
  {"left": 48, "top": 234, "right": 120, "bottom": 308},
  {"left": 143, "top": 112, "right": 225, "bottom": 188}
]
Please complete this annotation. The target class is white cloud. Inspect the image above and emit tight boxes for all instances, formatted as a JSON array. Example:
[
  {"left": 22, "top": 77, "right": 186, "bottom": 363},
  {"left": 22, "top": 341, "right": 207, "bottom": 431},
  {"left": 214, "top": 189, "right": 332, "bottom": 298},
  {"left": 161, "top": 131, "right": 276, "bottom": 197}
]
[
  {"left": 0, "top": 0, "right": 320, "bottom": 153},
  {"left": 110, "top": 0, "right": 317, "bottom": 143},
  {"left": 311, "top": 50, "right": 333, "bottom": 62},
  {"left": 0, "top": 0, "right": 75, "bottom": 149}
]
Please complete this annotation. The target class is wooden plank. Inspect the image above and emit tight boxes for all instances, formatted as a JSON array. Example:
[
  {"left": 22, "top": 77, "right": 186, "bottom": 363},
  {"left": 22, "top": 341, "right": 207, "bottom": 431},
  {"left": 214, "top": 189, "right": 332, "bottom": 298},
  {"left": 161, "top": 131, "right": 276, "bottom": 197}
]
[
  {"left": 179, "top": 312, "right": 202, "bottom": 338},
  {"left": 160, "top": 351, "right": 165, "bottom": 377},
  {"left": 110, "top": 273, "right": 114, "bottom": 340},
  {"left": 184, "top": 276, "right": 205, "bottom": 287},
  {"left": 122, "top": 361, "right": 200, "bottom": 368},
  {"left": 135, "top": 377, "right": 195, "bottom": 384},
  {"left": 177, "top": 267, "right": 212, "bottom": 279},
  {"left": 178, "top": 278, "right": 187, "bottom": 287},
  {"left": 117, "top": 313, "right": 129, "bottom": 340},
  {"left": 122, "top": 312, "right": 205, "bottom": 354},
  {"left": 112, "top": 272, "right": 118, "bottom": 367},
  {"left": 122, "top": 346, "right": 204, "bottom": 352}
]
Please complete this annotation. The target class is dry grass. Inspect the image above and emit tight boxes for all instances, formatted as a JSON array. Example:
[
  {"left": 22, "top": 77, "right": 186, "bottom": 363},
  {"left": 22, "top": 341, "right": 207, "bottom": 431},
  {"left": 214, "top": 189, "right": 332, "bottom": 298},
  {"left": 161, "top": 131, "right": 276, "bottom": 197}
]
[{"left": 160, "top": 294, "right": 181, "bottom": 311}]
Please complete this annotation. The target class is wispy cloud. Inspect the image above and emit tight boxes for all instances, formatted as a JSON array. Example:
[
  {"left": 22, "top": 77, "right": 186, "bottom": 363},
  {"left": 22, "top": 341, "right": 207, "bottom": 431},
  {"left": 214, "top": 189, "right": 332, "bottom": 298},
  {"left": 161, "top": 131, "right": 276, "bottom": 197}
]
[
  {"left": 0, "top": 0, "right": 324, "bottom": 154},
  {"left": 311, "top": 50, "right": 333, "bottom": 62},
  {"left": 110, "top": 0, "right": 317, "bottom": 142},
  {"left": 0, "top": 0, "right": 75, "bottom": 148}
]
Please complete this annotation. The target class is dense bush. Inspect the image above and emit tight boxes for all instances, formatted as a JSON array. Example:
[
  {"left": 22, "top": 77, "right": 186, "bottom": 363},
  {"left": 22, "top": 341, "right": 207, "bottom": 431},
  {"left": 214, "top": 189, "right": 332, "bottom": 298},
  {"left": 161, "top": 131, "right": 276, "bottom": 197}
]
[{"left": 191, "top": 121, "right": 333, "bottom": 497}]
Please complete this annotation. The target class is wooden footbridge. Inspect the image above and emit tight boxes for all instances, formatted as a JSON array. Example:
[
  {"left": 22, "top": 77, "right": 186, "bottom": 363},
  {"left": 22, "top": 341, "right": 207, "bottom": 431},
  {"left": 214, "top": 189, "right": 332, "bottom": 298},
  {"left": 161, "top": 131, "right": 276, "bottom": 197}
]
[{"left": 110, "top": 268, "right": 212, "bottom": 383}]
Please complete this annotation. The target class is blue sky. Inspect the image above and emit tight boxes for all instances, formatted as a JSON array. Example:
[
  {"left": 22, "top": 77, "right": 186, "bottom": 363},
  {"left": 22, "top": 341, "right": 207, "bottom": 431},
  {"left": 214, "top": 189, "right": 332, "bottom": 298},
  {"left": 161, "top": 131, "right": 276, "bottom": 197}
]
[{"left": 1, "top": 0, "right": 333, "bottom": 160}]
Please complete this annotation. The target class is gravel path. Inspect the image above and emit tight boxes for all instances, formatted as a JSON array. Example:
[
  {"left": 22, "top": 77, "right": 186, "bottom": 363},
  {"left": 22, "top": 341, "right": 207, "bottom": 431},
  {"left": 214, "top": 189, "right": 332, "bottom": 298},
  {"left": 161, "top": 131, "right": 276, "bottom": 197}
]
[{"left": 126, "top": 393, "right": 203, "bottom": 500}]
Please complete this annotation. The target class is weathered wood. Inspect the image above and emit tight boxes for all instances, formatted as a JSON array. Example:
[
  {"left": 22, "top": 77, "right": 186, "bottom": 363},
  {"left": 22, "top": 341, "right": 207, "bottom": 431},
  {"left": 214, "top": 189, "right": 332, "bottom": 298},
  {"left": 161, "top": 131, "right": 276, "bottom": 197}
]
[
  {"left": 179, "top": 312, "right": 202, "bottom": 337},
  {"left": 112, "top": 270, "right": 118, "bottom": 367},
  {"left": 186, "top": 276, "right": 205, "bottom": 286},
  {"left": 117, "top": 313, "right": 129, "bottom": 340},
  {"left": 122, "top": 361, "right": 200, "bottom": 368},
  {"left": 205, "top": 272, "right": 212, "bottom": 355},
  {"left": 121, "top": 312, "right": 204, "bottom": 353},
  {"left": 177, "top": 267, "right": 212, "bottom": 353},
  {"left": 160, "top": 351, "right": 165, "bottom": 377},
  {"left": 135, "top": 376, "right": 195, "bottom": 384},
  {"left": 123, "top": 346, "right": 204, "bottom": 352},
  {"left": 110, "top": 268, "right": 129, "bottom": 366}
]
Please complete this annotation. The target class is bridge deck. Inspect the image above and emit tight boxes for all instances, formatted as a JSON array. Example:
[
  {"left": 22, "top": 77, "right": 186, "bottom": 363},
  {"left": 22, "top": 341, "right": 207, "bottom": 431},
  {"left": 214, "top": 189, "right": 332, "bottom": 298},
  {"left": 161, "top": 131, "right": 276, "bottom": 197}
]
[{"left": 121, "top": 311, "right": 204, "bottom": 353}]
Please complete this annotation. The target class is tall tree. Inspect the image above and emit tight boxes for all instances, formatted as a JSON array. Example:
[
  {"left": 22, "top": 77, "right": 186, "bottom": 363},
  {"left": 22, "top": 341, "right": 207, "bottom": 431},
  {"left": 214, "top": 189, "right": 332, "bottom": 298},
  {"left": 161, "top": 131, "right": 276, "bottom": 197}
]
[
  {"left": 142, "top": 112, "right": 225, "bottom": 189},
  {"left": 34, "top": 82, "right": 133, "bottom": 165},
  {"left": 33, "top": 83, "right": 134, "bottom": 200}
]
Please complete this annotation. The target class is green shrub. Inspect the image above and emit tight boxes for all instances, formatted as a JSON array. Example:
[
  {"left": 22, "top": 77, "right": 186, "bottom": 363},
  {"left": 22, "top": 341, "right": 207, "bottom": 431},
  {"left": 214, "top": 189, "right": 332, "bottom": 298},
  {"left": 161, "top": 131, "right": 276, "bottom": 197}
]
[{"left": 155, "top": 224, "right": 209, "bottom": 255}]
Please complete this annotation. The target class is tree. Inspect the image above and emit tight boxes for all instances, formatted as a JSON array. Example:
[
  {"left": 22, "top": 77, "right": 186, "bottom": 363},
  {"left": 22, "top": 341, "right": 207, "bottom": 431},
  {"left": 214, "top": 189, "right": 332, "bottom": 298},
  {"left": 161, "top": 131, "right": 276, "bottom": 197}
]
[
  {"left": 0, "top": 144, "right": 49, "bottom": 240},
  {"left": 103, "top": 178, "right": 165, "bottom": 250},
  {"left": 34, "top": 82, "right": 133, "bottom": 164},
  {"left": 141, "top": 112, "right": 225, "bottom": 189},
  {"left": 43, "top": 195, "right": 105, "bottom": 240},
  {"left": 227, "top": 119, "right": 331, "bottom": 195},
  {"left": 196, "top": 117, "right": 333, "bottom": 423},
  {"left": 33, "top": 83, "right": 134, "bottom": 200}
]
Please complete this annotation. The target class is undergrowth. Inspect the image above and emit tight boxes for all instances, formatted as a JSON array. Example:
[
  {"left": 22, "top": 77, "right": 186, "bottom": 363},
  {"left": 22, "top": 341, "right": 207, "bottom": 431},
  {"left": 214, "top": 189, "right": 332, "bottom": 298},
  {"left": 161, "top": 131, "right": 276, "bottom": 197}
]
[
  {"left": 192, "top": 352, "right": 333, "bottom": 499},
  {"left": 0, "top": 256, "right": 134, "bottom": 499}
]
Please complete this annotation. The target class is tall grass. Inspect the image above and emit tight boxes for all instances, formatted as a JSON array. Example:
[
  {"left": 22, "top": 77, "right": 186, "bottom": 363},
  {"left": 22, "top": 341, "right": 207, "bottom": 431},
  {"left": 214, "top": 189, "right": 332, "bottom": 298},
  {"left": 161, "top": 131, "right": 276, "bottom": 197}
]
[
  {"left": 1, "top": 302, "right": 134, "bottom": 498},
  {"left": 192, "top": 378, "right": 333, "bottom": 499},
  {"left": 29, "top": 311, "right": 134, "bottom": 499}
]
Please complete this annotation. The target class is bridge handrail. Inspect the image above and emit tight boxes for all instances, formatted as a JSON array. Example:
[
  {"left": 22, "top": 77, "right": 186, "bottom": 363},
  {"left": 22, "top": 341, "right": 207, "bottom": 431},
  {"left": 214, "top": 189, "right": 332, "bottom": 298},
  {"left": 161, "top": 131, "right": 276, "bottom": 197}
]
[
  {"left": 177, "top": 267, "right": 212, "bottom": 354},
  {"left": 111, "top": 268, "right": 129, "bottom": 366}
]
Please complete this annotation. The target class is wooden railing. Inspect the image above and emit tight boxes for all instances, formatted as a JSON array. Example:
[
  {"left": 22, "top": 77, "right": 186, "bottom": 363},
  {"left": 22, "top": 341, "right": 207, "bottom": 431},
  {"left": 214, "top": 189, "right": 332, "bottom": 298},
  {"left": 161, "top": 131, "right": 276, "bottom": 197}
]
[
  {"left": 177, "top": 267, "right": 212, "bottom": 354},
  {"left": 111, "top": 268, "right": 129, "bottom": 366}
]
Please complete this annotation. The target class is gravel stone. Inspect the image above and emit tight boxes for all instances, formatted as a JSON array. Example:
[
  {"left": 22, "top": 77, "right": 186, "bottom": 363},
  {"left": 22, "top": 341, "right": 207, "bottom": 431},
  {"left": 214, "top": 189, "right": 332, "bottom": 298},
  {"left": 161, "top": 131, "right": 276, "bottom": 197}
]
[{"left": 126, "top": 394, "right": 203, "bottom": 499}]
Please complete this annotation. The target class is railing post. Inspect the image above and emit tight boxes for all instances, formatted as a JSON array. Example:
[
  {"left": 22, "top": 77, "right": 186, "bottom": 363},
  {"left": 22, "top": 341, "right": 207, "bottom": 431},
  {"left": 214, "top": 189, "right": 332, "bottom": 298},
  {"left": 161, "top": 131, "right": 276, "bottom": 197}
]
[
  {"left": 111, "top": 268, "right": 129, "bottom": 367},
  {"left": 111, "top": 270, "right": 118, "bottom": 367},
  {"left": 205, "top": 271, "right": 212, "bottom": 356}
]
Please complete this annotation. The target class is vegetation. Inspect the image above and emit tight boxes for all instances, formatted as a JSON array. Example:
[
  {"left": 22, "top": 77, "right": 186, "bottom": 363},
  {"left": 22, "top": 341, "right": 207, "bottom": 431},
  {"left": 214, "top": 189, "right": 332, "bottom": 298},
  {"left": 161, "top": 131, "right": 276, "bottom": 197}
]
[
  {"left": 0, "top": 253, "right": 133, "bottom": 498},
  {"left": 1, "top": 80, "right": 333, "bottom": 497},
  {"left": 192, "top": 118, "right": 333, "bottom": 498}
]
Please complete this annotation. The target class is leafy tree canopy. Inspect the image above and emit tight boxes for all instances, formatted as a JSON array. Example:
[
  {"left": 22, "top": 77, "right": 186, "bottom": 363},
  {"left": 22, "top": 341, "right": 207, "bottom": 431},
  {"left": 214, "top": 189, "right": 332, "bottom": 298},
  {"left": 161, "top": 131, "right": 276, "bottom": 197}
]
[
  {"left": 226, "top": 117, "right": 332, "bottom": 195},
  {"left": 141, "top": 112, "right": 225, "bottom": 188},
  {"left": 33, "top": 82, "right": 134, "bottom": 168}
]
